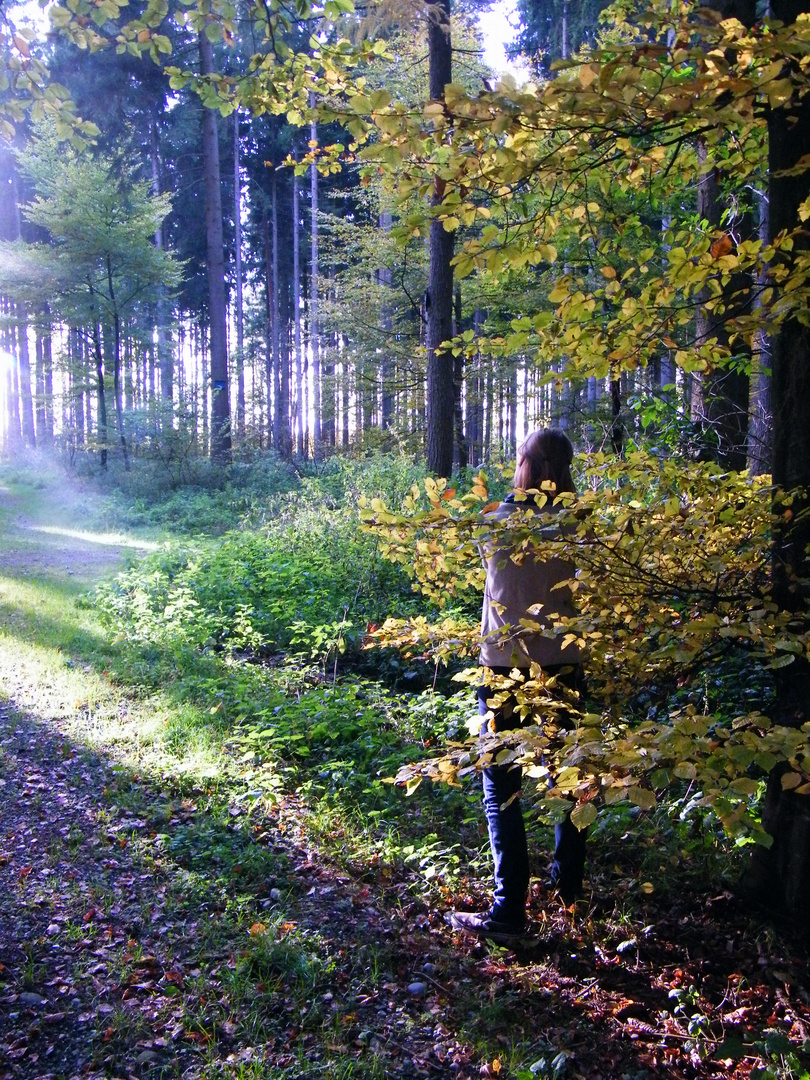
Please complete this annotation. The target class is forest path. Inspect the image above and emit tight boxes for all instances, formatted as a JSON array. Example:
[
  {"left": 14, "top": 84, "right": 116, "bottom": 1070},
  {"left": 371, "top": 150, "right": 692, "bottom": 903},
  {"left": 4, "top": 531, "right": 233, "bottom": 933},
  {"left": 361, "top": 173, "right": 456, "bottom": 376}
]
[
  {"left": 0, "top": 465, "right": 155, "bottom": 588},
  {"left": 0, "top": 463, "right": 195, "bottom": 1078}
]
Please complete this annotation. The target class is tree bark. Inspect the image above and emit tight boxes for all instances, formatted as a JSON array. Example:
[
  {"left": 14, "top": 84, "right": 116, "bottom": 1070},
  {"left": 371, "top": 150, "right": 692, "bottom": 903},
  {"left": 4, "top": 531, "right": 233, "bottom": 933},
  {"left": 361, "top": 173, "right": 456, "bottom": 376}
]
[
  {"left": 199, "top": 29, "right": 231, "bottom": 465},
  {"left": 271, "top": 172, "right": 291, "bottom": 457},
  {"left": 746, "top": 0, "right": 810, "bottom": 918},
  {"left": 234, "top": 108, "right": 245, "bottom": 442},
  {"left": 425, "top": 0, "right": 455, "bottom": 478},
  {"left": 610, "top": 369, "right": 625, "bottom": 457},
  {"left": 3, "top": 299, "right": 21, "bottom": 452},
  {"left": 378, "top": 212, "right": 395, "bottom": 435},
  {"left": 748, "top": 187, "right": 772, "bottom": 475},
  {"left": 263, "top": 207, "right": 273, "bottom": 449},
  {"left": 310, "top": 98, "right": 322, "bottom": 459},
  {"left": 322, "top": 268, "right": 336, "bottom": 449},
  {"left": 106, "top": 253, "right": 130, "bottom": 470},
  {"left": 690, "top": 140, "right": 751, "bottom": 469},
  {"left": 89, "top": 290, "right": 108, "bottom": 470},
  {"left": 467, "top": 308, "right": 484, "bottom": 464},
  {"left": 151, "top": 109, "right": 173, "bottom": 413},
  {"left": 453, "top": 283, "right": 468, "bottom": 470},
  {"left": 69, "top": 328, "right": 85, "bottom": 448},
  {"left": 16, "top": 303, "right": 35, "bottom": 448},
  {"left": 35, "top": 327, "right": 45, "bottom": 445},
  {"left": 293, "top": 162, "right": 304, "bottom": 457}
]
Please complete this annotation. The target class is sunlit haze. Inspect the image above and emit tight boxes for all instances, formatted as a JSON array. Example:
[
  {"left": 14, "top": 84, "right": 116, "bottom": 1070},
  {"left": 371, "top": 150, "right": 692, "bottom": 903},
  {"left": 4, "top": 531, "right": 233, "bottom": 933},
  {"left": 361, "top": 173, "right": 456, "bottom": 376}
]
[{"left": 30, "top": 525, "right": 162, "bottom": 551}]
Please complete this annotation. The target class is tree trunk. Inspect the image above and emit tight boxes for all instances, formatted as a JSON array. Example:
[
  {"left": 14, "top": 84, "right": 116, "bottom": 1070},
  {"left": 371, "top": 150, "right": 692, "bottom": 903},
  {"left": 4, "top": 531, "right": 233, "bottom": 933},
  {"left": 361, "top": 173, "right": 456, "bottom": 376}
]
[
  {"left": 610, "top": 369, "right": 625, "bottom": 457},
  {"left": 106, "top": 254, "right": 130, "bottom": 470},
  {"left": 263, "top": 207, "right": 273, "bottom": 449},
  {"left": 234, "top": 108, "right": 245, "bottom": 442},
  {"left": 425, "top": 0, "right": 455, "bottom": 478},
  {"left": 467, "top": 308, "right": 484, "bottom": 464},
  {"left": 310, "top": 97, "right": 322, "bottom": 459},
  {"left": 16, "top": 303, "right": 35, "bottom": 448},
  {"left": 200, "top": 324, "right": 209, "bottom": 453},
  {"left": 292, "top": 163, "right": 304, "bottom": 457},
  {"left": 342, "top": 353, "right": 350, "bottom": 448},
  {"left": 151, "top": 110, "right": 173, "bottom": 414},
  {"left": 508, "top": 363, "right": 518, "bottom": 454},
  {"left": 379, "top": 213, "right": 395, "bottom": 434},
  {"left": 89, "top": 297, "right": 108, "bottom": 470},
  {"left": 691, "top": 140, "right": 751, "bottom": 469},
  {"left": 85, "top": 333, "right": 93, "bottom": 445},
  {"left": 2, "top": 298, "right": 21, "bottom": 452},
  {"left": 748, "top": 187, "right": 772, "bottom": 474},
  {"left": 484, "top": 349, "right": 493, "bottom": 461},
  {"left": 35, "top": 325, "right": 45, "bottom": 445},
  {"left": 769, "top": 3, "right": 810, "bottom": 717},
  {"left": 322, "top": 267, "right": 336, "bottom": 449},
  {"left": 70, "top": 327, "right": 84, "bottom": 448},
  {"left": 453, "top": 284, "right": 468, "bottom": 470},
  {"left": 746, "top": 0, "right": 810, "bottom": 918},
  {"left": 199, "top": 29, "right": 231, "bottom": 465}
]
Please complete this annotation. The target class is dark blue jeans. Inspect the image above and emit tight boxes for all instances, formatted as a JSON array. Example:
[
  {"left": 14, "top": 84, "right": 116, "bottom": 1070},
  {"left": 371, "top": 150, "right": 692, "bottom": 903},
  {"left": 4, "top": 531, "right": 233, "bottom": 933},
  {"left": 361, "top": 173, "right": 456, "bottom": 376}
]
[{"left": 478, "top": 665, "right": 586, "bottom": 921}]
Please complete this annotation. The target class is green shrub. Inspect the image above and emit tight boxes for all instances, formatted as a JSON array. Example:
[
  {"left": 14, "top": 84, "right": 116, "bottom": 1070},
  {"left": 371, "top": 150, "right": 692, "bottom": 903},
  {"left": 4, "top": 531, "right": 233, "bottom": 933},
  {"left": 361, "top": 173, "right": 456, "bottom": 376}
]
[{"left": 94, "top": 512, "right": 416, "bottom": 656}]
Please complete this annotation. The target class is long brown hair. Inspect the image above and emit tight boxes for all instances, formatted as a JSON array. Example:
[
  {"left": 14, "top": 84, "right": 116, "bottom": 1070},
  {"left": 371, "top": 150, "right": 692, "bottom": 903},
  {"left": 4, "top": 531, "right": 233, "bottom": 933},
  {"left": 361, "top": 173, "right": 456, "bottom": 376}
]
[{"left": 513, "top": 428, "right": 576, "bottom": 496}]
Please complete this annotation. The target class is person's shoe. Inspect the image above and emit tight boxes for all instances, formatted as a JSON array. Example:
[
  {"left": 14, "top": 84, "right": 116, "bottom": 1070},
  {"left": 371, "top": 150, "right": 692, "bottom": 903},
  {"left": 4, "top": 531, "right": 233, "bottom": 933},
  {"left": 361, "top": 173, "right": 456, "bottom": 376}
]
[
  {"left": 550, "top": 873, "right": 582, "bottom": 906},
  {"left": 449, "top": 910, "right": 527, "bottom": 945},
  {"left": 554, "top": 882, "right": 580, "bottom": 906}
]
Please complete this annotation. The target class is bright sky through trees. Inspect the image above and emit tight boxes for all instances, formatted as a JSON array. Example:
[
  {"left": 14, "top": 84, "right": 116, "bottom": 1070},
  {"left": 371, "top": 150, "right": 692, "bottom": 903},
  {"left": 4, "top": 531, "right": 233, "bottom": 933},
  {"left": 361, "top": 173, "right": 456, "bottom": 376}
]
[{"left": 477, "top": 0, "right": 528, "bottom": 79}]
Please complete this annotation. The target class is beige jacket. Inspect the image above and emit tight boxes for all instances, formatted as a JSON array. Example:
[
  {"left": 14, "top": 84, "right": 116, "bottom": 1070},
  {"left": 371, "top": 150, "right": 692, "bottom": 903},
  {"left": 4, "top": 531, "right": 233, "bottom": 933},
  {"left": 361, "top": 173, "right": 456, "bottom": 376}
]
[{"left": 479, "top": 498, "right": 580, "bottom": 669}]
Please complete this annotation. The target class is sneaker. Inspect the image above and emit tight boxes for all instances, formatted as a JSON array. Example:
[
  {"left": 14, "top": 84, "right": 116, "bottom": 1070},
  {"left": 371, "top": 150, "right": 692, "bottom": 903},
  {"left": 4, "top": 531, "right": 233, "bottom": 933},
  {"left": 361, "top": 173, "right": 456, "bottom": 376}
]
[{"left": 449, "top": 910, "right": 527, "bottom": 945}]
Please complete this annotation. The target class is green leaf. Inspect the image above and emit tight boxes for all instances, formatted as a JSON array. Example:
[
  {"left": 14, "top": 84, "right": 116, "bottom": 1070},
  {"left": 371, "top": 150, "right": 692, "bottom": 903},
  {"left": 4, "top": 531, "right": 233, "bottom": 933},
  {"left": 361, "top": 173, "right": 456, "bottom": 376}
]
[
  {"left": 628, "top": 786, "right": 657, "bottom": 810},
  {"left": 570, "top": 801, "right": 597, "bottom": 830}
]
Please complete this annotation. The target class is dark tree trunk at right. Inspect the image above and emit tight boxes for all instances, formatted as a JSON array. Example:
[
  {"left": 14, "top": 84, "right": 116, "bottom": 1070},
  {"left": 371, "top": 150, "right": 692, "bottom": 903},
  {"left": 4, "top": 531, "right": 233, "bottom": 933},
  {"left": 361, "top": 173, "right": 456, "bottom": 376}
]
[{"left": 746, "top": 0, "right": 810, "bottom": 918}]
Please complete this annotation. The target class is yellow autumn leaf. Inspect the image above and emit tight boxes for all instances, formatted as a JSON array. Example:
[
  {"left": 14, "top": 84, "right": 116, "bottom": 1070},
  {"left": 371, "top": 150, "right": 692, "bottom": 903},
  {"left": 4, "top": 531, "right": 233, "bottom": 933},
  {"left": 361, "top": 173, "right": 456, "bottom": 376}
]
[
  {"left": 570, "top": 801, "right": 598, "bottom": 830},
  {"left": 781, "top": 771, "right": 803, "bottom": 791},
  {"left": 628, "top": 786, "right": 656, "bottom": 810},
  {"left": 768, "top": 79, "right": 794, "bottom": 108},
  {"left": 579, "top": 64, "right": 598, "bottom": 88}
]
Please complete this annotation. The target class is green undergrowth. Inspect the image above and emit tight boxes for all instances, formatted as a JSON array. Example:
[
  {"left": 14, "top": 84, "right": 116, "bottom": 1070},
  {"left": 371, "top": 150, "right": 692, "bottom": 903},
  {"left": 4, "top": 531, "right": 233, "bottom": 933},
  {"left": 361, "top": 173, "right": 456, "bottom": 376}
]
[
  {"left": 0, "top": 450, "right": 759, "bottom": 892},
  {"left": 2, "top": 451, "right": 807, "bottom": 1080},
  {"left": 0, "top": 453, "right": 483, "bottom": 882}
]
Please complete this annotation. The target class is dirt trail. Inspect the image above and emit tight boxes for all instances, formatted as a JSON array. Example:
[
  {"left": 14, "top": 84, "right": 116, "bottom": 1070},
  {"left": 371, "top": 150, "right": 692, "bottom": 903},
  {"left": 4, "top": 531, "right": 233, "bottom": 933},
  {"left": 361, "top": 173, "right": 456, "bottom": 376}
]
[
  {"left": 0, "top": 471, "right": 177, "bottom": 1078},
  {"left": 0, "top": 472, "right": 152, "bottom": 588}
]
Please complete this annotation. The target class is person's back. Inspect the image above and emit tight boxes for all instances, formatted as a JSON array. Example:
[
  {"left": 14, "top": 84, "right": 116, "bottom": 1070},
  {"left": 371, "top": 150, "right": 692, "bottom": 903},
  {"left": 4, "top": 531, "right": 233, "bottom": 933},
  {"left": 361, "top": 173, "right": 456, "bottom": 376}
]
[
  {"left": 450, "top": 428, "right": 587, "bottom": 945},
  {"left": 480, "top": 496, "right": 579, "bottom": 669}
]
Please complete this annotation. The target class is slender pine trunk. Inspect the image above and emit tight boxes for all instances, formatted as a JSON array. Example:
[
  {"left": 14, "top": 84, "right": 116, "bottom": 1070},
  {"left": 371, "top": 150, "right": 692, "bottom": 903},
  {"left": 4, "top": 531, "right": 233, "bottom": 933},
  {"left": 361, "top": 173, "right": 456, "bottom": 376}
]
[{"left": 199, "top": 29, "right": 231, "bottom": 465}]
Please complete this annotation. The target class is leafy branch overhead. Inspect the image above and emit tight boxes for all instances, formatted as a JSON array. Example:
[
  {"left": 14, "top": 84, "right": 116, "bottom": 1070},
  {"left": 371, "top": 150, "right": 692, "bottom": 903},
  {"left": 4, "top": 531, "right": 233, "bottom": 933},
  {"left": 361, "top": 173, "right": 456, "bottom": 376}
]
[
  {"left": 19, "top": 0, "right": 810, "bottom": 393},
  {"left": 327, "top": 6, "right": 810, "bottom": 387},
  {"left": 360, "top": 457, "right": 810, "bottom": 842}
]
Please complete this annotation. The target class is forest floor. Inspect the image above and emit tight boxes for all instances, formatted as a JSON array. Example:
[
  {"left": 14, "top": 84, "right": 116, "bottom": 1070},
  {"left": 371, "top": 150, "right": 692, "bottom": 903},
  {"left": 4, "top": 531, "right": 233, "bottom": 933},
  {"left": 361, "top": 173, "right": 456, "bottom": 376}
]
[{"left": 0, "top": 460, "right": 808, "bottom": 1080}]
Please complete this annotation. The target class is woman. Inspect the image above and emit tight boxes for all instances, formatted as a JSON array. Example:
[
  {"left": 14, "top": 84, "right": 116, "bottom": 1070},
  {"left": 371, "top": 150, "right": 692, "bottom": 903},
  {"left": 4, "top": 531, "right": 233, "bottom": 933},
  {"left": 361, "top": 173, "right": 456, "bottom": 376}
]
[{"left": 451, "top": 428, "right": 586, "bottom": 944}]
